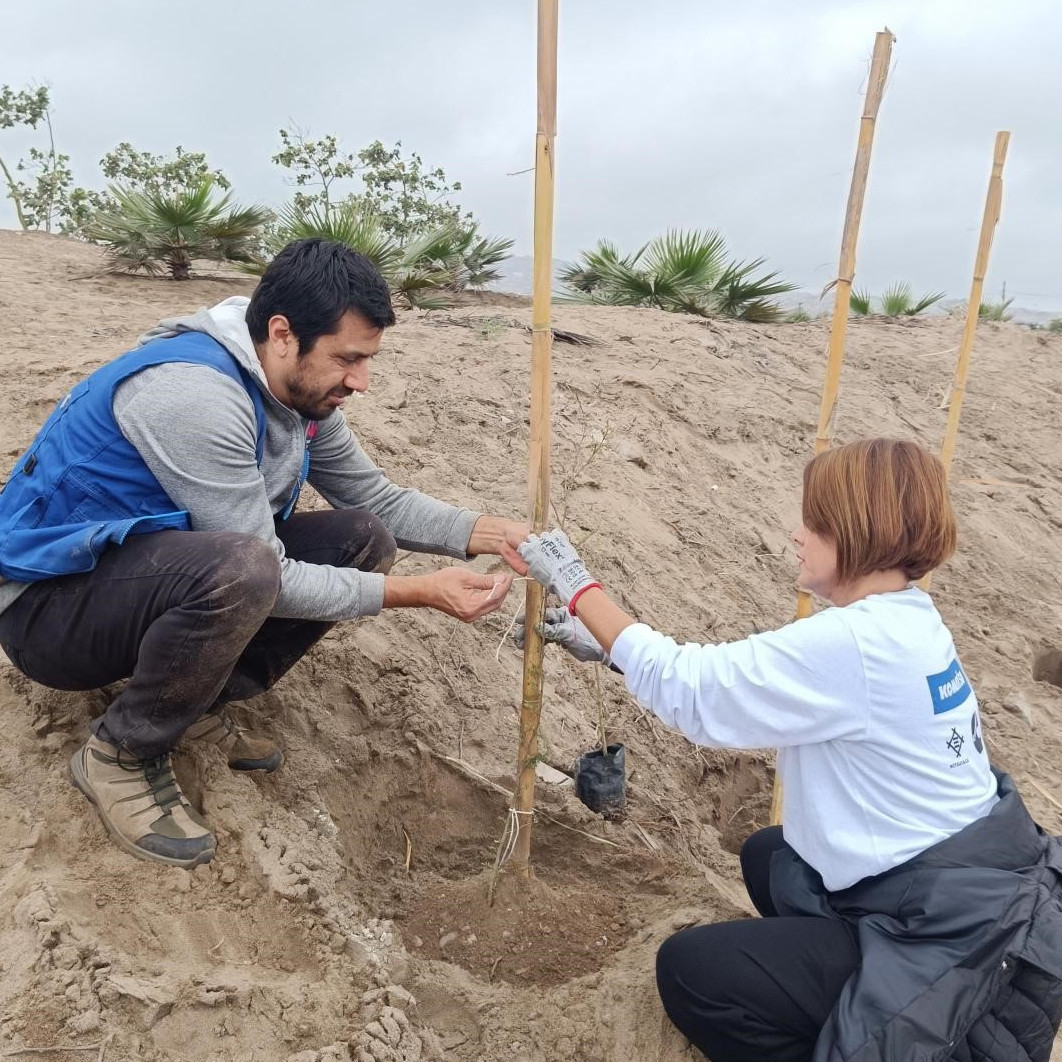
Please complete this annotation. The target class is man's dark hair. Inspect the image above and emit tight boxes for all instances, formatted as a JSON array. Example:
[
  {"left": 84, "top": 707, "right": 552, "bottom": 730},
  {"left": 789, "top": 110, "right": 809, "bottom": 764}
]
[{"left": 246, "top": 238, "right": 396, "bottom": 353}]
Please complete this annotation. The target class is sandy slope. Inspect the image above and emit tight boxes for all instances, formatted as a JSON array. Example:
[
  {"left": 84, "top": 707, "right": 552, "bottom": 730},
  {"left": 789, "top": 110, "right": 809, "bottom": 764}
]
[{"left": 0, "top": 228, "right": 1060, "bottom": 1061}]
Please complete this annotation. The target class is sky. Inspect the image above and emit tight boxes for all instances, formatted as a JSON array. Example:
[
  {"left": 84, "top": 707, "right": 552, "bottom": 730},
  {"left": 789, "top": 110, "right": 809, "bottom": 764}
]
[{"left": 2, "top": 0, "right": 1059, "bottom": 310}]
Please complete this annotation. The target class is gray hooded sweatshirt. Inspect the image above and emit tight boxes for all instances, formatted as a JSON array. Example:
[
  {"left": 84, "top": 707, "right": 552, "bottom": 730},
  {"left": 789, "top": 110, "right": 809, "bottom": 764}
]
[{"left": 0, "top": 297, "right": 480, "bottom": 620}]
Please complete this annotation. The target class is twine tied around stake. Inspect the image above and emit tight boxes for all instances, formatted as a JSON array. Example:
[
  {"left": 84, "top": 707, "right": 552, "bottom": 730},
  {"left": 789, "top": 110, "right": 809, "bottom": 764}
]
[
  {"left": 487, "top": 806, "right": 535, "bottom": 905},
  {"left": 499, "top": 806, "right": 534, "bottom": 866}
]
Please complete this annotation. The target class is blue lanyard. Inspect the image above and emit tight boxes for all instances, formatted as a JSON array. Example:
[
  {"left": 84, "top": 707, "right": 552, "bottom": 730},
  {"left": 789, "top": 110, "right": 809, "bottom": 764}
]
[{"left": 280, "top": 421, "right": 317, "bottom": 521}]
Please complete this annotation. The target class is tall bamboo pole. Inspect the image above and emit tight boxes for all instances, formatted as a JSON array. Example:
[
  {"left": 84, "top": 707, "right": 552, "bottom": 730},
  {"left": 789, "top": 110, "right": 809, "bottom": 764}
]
[
  {"left": 795, "top": 28, "right": 894, "bottom": 620},
  {"left": 919, "top": 132, "right": 1010, "bottom": 593},
  {"left": 771, "top": 29, "right": 894, "bottom": 827},
  {"left": 510, "top": 0, "right": 559, "bottom": 876}
]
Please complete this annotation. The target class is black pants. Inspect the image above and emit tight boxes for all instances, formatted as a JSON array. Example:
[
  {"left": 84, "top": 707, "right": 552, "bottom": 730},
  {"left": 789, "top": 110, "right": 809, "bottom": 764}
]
[
  {"left": 656, "top": 826, "right": 861, "bottom": 1062},
  {"left": 0, "top": 509, "right": 395, "bottom": 760}
]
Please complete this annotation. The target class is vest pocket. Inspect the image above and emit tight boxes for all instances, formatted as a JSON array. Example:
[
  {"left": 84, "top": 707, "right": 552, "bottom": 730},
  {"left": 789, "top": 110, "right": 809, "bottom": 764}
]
[{"left": 61, "top": 468, "right": 138, "bottom": 523}]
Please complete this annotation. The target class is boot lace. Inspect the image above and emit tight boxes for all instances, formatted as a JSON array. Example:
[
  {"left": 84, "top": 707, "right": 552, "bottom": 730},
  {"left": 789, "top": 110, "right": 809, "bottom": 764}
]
[
  {"left": 111, "top": 747, "right": 184, "bottom": 816},
  {"left": 216, "top": 712, "right": 247, "bottom": 739}
]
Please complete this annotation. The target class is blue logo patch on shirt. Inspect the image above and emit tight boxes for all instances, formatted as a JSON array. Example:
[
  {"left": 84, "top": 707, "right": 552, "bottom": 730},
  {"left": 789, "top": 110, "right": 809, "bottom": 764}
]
[{"left": 927, "top": 658, "right": 971, "bottom": 714}]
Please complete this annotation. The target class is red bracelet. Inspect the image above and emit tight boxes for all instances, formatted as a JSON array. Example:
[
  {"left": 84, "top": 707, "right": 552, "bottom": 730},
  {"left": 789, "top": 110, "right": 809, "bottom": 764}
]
[{"left": 568, "top": 582, "right": 603, "bottom": 617}]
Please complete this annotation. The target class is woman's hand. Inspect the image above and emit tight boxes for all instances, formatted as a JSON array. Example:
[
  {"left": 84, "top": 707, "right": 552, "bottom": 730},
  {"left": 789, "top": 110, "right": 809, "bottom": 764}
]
[
  {"left": 513, "top": 607, "right": 611, "bottom": 665},
  {"left": 517, "top": 529, "right": 597, "bottom": 605},
  {"left": 514, "top": 527, "right": 636, "bottom": 653}
]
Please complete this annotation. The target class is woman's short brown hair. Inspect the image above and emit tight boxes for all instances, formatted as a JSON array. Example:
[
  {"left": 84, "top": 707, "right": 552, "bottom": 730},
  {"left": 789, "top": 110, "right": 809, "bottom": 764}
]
[{"left": 802, "top": 438, "right": 956, "bottom": 583}]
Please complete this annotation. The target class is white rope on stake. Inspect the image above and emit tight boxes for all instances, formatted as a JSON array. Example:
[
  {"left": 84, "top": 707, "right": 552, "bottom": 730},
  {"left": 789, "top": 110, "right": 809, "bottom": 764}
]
[
  {"left": 499, "top": 807, "right": 535, "bottom": 866},
  {"left": 487, "top": 805, "right": 536, "bottom": 905}
]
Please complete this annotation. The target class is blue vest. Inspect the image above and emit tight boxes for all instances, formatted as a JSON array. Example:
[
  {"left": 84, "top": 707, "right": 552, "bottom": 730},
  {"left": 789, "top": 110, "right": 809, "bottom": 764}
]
[{"left": 0, "top": 332, "right": 269, "bottom": 583}]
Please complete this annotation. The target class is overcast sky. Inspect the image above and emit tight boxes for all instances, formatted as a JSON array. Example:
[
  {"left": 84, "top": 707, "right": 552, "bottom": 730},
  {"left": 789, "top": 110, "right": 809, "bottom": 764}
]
[{"left": 2, "top": 0, "right": 1059, "bottom": 309}]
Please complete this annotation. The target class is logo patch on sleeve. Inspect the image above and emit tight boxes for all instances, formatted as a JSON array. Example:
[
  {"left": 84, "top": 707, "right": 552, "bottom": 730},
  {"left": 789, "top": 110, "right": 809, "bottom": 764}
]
[{"left": 927, "top": 658, "right": 971, "bottom": 715}]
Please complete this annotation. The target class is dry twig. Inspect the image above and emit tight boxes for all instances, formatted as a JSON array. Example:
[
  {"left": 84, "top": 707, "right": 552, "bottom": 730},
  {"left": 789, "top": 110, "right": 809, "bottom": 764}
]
[
  {"left": 402, "top": 827, "right": 413, "bottom": 875},
  {"left": 630, "top": 820, "right": 660, "bottom": 851},
  {"left": 593, "top": 667, "right": 608, "bottom": 756},
  {"left": 1028, "top": 778, "right": 1062, "bottom": 815}
]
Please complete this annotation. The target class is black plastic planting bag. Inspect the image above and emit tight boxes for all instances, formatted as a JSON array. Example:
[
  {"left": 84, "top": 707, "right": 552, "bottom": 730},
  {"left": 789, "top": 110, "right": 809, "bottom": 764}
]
[{"left": 574, "top": 743, "right": 626, "bottom": 818}]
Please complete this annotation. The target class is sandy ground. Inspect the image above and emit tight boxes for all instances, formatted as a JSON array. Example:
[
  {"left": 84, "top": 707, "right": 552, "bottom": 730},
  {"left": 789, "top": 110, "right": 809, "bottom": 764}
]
[{"left": 0, "top": 228, "right": 1060, "bottom": 1061}]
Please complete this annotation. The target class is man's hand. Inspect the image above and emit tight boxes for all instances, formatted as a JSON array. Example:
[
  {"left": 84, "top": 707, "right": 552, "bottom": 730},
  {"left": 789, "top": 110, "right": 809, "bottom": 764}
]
[
  {"left": 514, "top": 607, "right": 611, "bottom": 665},
  {"left": 468, "top": 516, "right": 530, "bottom": 574},
  {"left": 517, "top": 529, "right": 595, "bottom": 605},
  {"left": 425, "top": 567, "right": 513, "bottom": 622},
  {"left": 383, "top": 568, "right": 513, "bottom": 622}
]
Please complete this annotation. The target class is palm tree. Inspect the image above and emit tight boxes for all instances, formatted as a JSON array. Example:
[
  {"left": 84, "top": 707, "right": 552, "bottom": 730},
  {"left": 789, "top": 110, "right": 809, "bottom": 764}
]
[
  {"left": 258, "top": 202, "right": 430, "bottom": 309},
  {"left": 87, "top": 179, "right": 270, "bottom": 280},
  {"left": 979, "top": 297, "right": 1013, "bottom": 322},
  {"left": 879, "top": 283, "right": 945, "bottom": 317},
  {"left": 558, "top": 229, "right": 794, "bottom": 321},
  {"left": 559, "top": 240, "right": 635, "bottom": 297},
  {"left": 850, "top": 284, "right": 945, "bottom": 317},
  {"left": 387, "top": 226, "right": 455, "bottom": 310},
  {"left": 850, "top": 288, "right": 873, "bottom": 316},
  {"left": 404, "top": 223, "right": 514, "bottom": 292},
  {"left": 265, "top": 200, "right": 403, "bottom": 276},
  {"left": 259, "top": 203, "right": 513, "bottom": 309},
  {"left": 262, "top": 201, "right": 448, "bottom": 308}
]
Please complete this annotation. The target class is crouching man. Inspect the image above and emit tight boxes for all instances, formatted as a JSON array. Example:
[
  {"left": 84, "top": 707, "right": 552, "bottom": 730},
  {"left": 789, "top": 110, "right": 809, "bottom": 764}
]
[{"left": 0, "top": 238, "right": 523, "bottom": 868}]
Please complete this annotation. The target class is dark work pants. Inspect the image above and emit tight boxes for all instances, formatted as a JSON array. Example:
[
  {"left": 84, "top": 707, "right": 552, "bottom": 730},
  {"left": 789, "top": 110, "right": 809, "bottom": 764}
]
[
  {"left": 0, "top": 510, "right": 396, "bottom": 760},
  {"left": 656, "top": 826, "right": 861, "bottom": 1062}
]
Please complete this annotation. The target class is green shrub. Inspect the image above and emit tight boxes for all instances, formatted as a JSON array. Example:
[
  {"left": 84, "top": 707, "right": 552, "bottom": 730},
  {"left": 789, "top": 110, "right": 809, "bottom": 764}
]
[
  {"left": 979, "top": 297, "right": 1013, "bottom": 322},
  {"left": 86, "top": 178, "right": 270, "bottom": 280},
  {"left": 257, "top": 200, "right": 512, "bottom": 310},
  {"left": 559, "top": 229, "right": 794, "bottom": 321},
  {"left": 879, "top": 283, "right": 945, "bottom": 317},
  {"left": 849, "top": 288, "right": 872, "bottom": 315},
  {"left": 851, "top": 283, "right": 944, "bottom": 317}
]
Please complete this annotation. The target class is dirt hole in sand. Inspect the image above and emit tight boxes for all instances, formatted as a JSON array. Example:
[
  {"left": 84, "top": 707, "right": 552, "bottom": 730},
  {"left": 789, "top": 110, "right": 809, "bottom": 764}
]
[
  {"left": 398, "top": 869, "right": 635, "bottom": 989},
  {"left": 699, "top": 752, "right": 773, "bottom": 854},
  {"left": 1032, "top": 648, "right": 1062, "bottom": 689},
  {"left": 323, "top": 748, "right": 674, "bottom": 987},
  {"left": 323, "top": 748, "right": 507, "bottom": 888}
]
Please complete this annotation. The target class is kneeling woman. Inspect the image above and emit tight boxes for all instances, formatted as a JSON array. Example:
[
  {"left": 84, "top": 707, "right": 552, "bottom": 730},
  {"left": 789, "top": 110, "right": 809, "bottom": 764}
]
[{"left": 512, "top": 439, "right": 1062, "bottom": 1062}]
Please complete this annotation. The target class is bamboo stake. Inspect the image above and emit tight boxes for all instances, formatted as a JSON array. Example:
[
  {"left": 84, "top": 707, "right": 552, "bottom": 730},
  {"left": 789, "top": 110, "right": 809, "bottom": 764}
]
[
  {"left": 795, "top": 27, "right": 894, "bottom": 621},
  {"left": 773, "top": 29, "right": 894, "bottom": 827},
  {"left": 510, "top": 0, "right": 559, "bottom": 876},
  {"left": 920, "top": 131, "right": 1010, "bottom": 592}
]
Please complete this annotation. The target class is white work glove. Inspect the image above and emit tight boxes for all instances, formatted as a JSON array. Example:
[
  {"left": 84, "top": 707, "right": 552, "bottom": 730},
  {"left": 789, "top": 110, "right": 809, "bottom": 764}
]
[
  {"left": 517, "top": 529, "right": 598, "bottom": 606},
  {"left": 514, "top": 608, "right": 612, "bottom": 666}
]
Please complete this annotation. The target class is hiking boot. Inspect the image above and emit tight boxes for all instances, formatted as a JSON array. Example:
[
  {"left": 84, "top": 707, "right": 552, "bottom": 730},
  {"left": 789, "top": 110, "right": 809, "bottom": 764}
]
[
  {"left": 69, "top": 734, "right": 215, "bottom": 869},
  {"left": 183, "top": 711, "right": 282, "bottom": 773}
]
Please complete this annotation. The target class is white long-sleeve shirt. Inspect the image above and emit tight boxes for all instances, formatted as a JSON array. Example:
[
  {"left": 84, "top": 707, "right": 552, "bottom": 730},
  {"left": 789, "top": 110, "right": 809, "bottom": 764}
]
[{"left": 609, "top": 587, "right": 998, "bottom": 891}]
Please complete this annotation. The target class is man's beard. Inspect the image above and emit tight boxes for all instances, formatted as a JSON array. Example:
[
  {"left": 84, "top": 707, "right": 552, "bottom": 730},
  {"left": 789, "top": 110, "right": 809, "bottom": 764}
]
[{"left": 286, "top": 373, "right": 351, "bottom": 420}]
